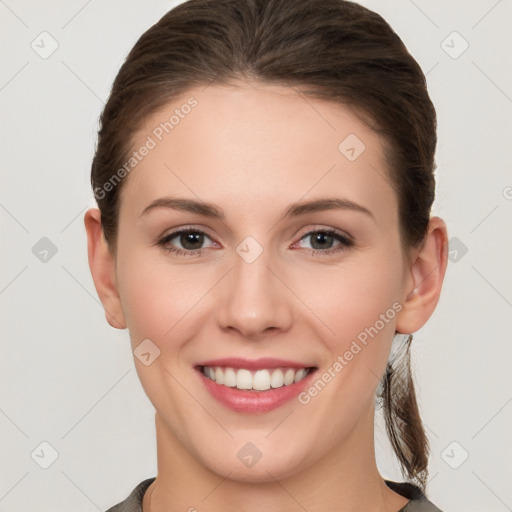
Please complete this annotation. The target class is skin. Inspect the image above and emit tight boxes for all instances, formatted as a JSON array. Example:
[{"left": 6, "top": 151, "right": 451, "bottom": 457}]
[{"left": 85, "top": 80, "right": 448, "bottom": 512}]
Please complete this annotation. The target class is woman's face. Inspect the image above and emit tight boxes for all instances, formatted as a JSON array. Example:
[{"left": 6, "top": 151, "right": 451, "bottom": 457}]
[{"left": 113, "top": 81, "right": 414, "bottom": 481}]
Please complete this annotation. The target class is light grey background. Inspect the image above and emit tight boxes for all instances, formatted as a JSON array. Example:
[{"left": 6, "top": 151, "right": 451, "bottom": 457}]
[{"left": 1, "top": 1, "right": 511, "bottom": 511}]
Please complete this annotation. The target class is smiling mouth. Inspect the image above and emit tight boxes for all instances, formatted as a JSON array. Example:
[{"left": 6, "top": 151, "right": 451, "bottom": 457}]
[{"left": 198, "top": 365, "right": 317, "bottom": 391}]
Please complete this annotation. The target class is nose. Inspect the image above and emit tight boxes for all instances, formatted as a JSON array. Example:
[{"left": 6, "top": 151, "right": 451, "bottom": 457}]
[{"left": 216, "top": 247, "right": 294, "bottom": 341}]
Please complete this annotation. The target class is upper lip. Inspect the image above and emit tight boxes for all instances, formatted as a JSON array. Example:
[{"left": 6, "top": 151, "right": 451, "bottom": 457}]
[{"left": 196, "top": 357, "right": 316, "bottom": 371}]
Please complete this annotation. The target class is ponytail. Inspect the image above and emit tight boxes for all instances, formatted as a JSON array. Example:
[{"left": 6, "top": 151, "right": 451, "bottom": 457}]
[{"left": 378, "top": 334, "right": 429, "bottom": 490}]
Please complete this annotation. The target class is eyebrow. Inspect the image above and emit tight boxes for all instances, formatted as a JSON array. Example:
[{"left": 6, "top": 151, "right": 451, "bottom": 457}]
[{"left": 140, "top": 196, "right": 374, "bottom": 220}]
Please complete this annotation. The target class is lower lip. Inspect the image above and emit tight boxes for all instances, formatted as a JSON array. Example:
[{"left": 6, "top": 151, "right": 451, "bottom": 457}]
[{"left": 198, "top": 368, "right": 316, "bottom": 414}]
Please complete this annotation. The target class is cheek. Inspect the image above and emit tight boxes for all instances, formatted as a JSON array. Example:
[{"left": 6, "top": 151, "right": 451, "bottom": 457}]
[
  {"left": 116, "top": 251, "right": 178, "bottom": 339},
  {"left": 116, "top": 218, "right": 405, "bottom": 341},
  {"left": 309, "top": 249, "right": 404, "bottom": 395},
  {"left": 309, "top": 256, "right": 403, "bottom": 342},
  {"left": 116, "top": 249, "right": 218, "bottom": 347}
]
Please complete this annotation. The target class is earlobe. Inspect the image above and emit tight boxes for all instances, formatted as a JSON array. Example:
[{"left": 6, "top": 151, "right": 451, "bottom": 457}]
[
  {"left": 84, "top": 208, "right": 127, "bottom": 330},
  {"left": 395, "top": 217, "right": 449, "bottom": 334}
]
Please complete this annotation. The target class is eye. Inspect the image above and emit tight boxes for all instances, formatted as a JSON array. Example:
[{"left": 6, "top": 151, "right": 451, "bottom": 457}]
[
  {"left": 157, "top": 228, "right": 216, "bottom": 256},
  {"left": 156, "top": 226, "right": 353, "bottom": 258},
  {"left": 294, "top": 229, "right": 353, "bottom": 256}
]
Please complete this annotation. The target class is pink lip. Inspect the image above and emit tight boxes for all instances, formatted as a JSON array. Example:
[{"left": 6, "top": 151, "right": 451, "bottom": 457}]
[
  {"left": 196, "top": 357, "right": 313, "bottom": 370},
  {"left": 196, "top": 366, "right": 317, "bottom": 414}
]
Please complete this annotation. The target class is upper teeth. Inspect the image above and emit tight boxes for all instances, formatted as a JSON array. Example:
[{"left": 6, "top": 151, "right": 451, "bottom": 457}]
[{"left": 202, "top": 366, "right": 310, "bottom": 391}]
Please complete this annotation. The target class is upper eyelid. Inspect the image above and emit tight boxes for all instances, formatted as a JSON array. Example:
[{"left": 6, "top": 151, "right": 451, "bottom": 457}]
[
  {"left": 292, "top": 229, "right": 353, "bottom": 250},
  {"left": 160, "top": 225, "right": 352, "bottom": 246}
]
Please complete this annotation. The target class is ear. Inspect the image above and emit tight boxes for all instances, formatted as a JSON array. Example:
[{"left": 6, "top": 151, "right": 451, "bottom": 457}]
[
  {"left": 84, "top": 208, "right": 127, "bottom": 329},
  {"left": 395, "top": 216, "right": 449, "bottom": 334}
]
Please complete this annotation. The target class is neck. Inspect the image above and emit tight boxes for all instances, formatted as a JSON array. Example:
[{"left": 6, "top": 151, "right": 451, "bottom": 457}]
[{"left": 144, "top": 408, "right": 408, "bottom": 512}]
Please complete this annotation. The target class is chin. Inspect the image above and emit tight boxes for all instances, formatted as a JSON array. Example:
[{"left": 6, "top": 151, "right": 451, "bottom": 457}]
[{"left": 197, "top": 442, "right": 311, "bottom": 484}]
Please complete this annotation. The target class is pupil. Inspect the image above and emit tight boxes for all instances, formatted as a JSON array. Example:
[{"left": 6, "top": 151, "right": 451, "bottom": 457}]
[
  {"left": 181, "top": 232, "right": 203, "bottom": 250},
  {"left": 312, "top": 232, "right": 332, "bottom": 249}
]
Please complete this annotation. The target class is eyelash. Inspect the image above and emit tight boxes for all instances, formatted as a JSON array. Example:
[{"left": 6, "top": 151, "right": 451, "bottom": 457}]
[{"left": 156, "top": 226, "right": 354, "bottom": 258}]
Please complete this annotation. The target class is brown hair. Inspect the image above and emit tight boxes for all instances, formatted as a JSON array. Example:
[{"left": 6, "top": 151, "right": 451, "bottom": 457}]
[{"left": 91, "top": 0, "right": 436, "bottom": 490}]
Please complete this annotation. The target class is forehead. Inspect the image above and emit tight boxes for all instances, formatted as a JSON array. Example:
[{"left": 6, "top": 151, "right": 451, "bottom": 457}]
[{"left": 119, "top": 81, "right": 396, "bottom": 225}]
